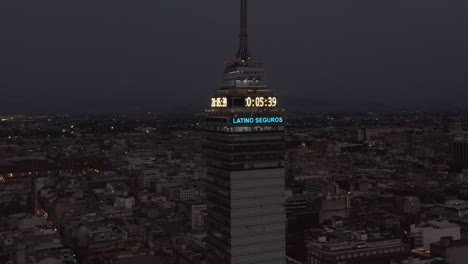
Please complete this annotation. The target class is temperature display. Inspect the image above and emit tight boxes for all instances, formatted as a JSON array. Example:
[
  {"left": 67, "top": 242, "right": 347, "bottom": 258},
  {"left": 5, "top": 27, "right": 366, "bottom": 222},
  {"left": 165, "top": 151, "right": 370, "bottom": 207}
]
[{"left": 211, "top": 97, "right": 228, "bottom": 108}]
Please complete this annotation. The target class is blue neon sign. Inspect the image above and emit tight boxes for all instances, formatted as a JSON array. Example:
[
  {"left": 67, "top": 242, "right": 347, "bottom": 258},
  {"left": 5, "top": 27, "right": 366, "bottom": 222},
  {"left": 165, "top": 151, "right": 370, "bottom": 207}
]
[{"left": 232, "top": 117, "right": 284, "bottom": 124}]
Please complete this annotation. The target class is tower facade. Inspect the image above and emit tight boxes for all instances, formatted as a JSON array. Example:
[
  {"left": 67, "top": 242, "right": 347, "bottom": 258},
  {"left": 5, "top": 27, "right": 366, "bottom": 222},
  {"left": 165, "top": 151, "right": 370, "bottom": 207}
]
[{"left": 205, "top": 1, "right": 286, "bottom": 263}]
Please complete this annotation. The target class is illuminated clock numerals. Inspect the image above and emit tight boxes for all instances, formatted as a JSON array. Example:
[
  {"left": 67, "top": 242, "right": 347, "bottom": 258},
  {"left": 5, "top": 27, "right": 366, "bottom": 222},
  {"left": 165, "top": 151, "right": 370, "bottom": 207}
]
[
  {"left": 244, "top": 97, "right": 277, "bottom": 107},
  {"left": 211, "top": 97, "right": 228, "bottom": 107},
  {"left": 267, "top": 97, "right": 277, "bottom": 107},
  {"left": 255, "top": 97, "right": 264, "bottom": 107},
  {"left": 245, "top": 97, "right": 253, "bottom": 107}
]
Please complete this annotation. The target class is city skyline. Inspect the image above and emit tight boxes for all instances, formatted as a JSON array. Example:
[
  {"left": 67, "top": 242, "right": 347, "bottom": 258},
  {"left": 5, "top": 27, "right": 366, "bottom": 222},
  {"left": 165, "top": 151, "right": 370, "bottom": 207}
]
[
  {"left": 1, "top": 0, "right": 468, "bottom": 113},
  {"left": 2, "top": 1, "right": 468, "bottom": 264}
]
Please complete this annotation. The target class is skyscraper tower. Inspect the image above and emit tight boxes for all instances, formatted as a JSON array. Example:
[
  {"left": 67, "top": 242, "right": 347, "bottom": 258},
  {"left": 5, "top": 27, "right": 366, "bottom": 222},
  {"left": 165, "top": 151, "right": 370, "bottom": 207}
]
[{"left": 205, "top": 1, "right": 286, "bottom": 263}]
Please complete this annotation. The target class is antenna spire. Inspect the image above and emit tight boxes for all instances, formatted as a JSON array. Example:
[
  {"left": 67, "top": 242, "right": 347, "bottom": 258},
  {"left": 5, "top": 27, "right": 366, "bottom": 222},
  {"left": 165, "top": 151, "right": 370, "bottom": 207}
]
[{"left": 237, "top": 0, "right": 250, "bottom": 59}]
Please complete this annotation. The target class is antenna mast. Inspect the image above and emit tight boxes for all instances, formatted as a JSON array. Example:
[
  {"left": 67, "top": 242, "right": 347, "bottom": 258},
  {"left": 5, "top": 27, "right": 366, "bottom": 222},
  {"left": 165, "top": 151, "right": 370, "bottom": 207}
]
[{"left": 237, "top": 0, "right": 251, "bottom": 59}]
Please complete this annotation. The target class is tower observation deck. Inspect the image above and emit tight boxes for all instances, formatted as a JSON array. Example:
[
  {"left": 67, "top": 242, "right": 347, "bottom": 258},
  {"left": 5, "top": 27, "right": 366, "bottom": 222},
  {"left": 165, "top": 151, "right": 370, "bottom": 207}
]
[{"left": 205, "top": 1, "right": 286, "bottom": 264}]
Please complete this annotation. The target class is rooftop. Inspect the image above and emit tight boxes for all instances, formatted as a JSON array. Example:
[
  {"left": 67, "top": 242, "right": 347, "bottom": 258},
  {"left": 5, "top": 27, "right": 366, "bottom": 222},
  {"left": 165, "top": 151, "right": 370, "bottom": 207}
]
[{"left": 415, "top": 219, "right": 460, "bottom": 229}]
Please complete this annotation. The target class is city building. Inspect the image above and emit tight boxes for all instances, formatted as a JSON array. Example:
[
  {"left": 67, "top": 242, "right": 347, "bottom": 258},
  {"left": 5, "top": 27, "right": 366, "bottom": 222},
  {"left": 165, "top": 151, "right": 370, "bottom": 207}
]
[
  {"left": 318, "top": 196, "right": 349, "bottom": 224},
  {"left": 204, "top": 0, "right": 286, "bottom": 263},
  {"left": 359, "top": 210, "right": 400, "bottom": 229},
  {"left": 430, "top": 236, "right": 468, "bottom": 264},
  {"left": 392, "top": 257, "right": 445, "bottom": 264},
  {"left": 452, "top": 137, "right": 468, "bottom": 168},
  {"left": 304, "top": 180, "right": 338, "bottom": 196},
  {"left": 398, "top": 196, "right": 421, "bottom": 215},
  {"left": 307, "top": 229, "right": 406, "bottom": 264},
  {"left": 138, "top": 168, "right": 160, "bottom": 189},
  {"left": 430, "top": 200, "right": 468, "bottom": 218},
  {"left": 191, "top": 204, "right": 207, "bottom": 232},
  {"left": 180, "top": 188, "right": 197, "bottom": 201},
  {"left": 410, "top": 220, "right": 461, "bottom": 250}
]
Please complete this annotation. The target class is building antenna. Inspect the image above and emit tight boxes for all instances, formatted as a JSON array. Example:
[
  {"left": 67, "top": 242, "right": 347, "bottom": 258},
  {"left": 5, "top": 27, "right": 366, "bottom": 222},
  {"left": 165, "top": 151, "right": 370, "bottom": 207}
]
[{"left": 237, "top": 0, "right": 251, "bottom": 60}]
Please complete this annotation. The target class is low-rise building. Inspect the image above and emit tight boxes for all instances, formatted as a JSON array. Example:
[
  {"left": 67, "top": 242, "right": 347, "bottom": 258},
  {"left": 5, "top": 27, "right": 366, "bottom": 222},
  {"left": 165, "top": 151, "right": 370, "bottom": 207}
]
[
  {"left": 180, "top": 188, "right": 196, "bottom": 201},
  {"left": 410, "top": 220, "right": 461, "bottom": 250},
  {"left": 430, "top": 236, "right": 468, "bottom": 264},
  {"left": 307, "top": 229, "right": 406, "bottom": 264},
  {"left": 191, "top": 204, "right": 207, "bottom": 232}
]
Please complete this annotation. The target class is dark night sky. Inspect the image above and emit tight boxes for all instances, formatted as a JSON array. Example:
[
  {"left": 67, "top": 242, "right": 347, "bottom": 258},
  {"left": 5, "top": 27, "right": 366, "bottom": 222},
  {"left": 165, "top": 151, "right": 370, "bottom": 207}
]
[{"left": 1, "top": 0, "right": 467, "bottom": 113}]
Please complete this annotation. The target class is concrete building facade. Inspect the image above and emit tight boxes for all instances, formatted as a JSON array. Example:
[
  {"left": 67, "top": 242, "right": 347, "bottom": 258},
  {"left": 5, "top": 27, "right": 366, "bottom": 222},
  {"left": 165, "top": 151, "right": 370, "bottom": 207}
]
[{"left": 204, "top": 1, "right": 286, "bottom": 263}]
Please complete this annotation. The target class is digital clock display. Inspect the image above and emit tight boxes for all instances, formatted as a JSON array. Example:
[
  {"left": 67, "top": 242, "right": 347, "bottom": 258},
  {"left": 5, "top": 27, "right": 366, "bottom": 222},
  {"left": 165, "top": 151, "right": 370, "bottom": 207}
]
[
  {"left": 245, "top": 97, "right": 277, "bottom": 108},
  {"left": 211, "top": 97, "right": 228, "bottom": 108}
]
